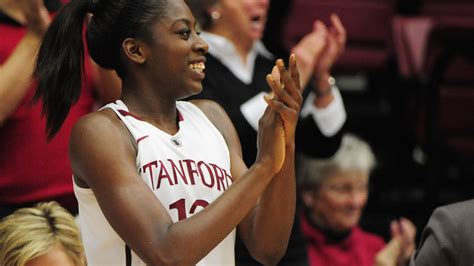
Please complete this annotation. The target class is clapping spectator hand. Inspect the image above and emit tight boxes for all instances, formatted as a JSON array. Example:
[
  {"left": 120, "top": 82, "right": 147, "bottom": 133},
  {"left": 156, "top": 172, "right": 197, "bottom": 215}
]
[
  {"left": 20, "top": 0, "right": 51, "bottom": 38},
  {"left": 291, "top": 20, "right": 327, "bottom": 87},
  {"left": 374, "top": 218, "right": 417, "bottom": 266},
  {"left": 291, "top": 14, "right": 346, "bottom": 96},
  {"left": 313, "top": 14, "right": 346, "bottom": 82}
]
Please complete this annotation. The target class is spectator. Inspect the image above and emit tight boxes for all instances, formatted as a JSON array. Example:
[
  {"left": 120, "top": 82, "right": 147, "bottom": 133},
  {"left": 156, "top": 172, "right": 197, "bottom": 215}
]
[
  {"left": 0, "top": 201, "right": 85, "bottom": 266},
  {"left": 185, "top": 1, "right": 348, "bottom": 264},
  {"left": 0, "top": 0, "right": 120, "bottom": 217},
  {"left": 299, "top": 134, "right": 416, "bottom": 266},
  {"left": 185, "top": 0, "right": 347, "bottom": 165},
  {"left": 410, "top": 199, "right": 474, "bottom": 266}
]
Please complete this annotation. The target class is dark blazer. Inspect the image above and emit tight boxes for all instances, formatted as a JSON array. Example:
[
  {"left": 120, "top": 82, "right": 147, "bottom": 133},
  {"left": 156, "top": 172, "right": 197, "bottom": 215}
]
[{"left": 410, "top": 199, "right": 474, "bottom": 266}]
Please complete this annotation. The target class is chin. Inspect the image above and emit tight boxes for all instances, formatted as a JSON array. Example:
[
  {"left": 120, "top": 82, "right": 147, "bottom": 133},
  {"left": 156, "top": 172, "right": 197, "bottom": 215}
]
[
  {"left": 181, "top": 85, "right": 203, "bottom": 99},
  {"left": 250, "top": 32, "right": 264, "bottom": 42}
]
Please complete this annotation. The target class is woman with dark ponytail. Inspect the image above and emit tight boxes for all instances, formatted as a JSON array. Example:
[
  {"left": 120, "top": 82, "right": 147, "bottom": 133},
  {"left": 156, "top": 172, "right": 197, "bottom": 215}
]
[
  {"left": 0, "top": 0, "right": 120, "bottom": 218},
  {"left": 35, "top": 0, "right": 303, "bottom": 265}
]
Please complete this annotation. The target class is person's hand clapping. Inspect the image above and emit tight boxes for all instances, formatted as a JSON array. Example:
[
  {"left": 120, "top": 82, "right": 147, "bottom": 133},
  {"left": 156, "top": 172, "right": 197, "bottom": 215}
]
[
  {"left": 391, "top": 217, "right": 416, "bottom": 265},
  {"left": 291, "top": 21, "right": 328, "bottom": 88},
  {"left": 374, "top": 218, "right": 417, "bottom": 266},
  {"left": 266, "top": 54, "right": 303, "bottom": 145},
  {"left": 20, "top": 0, "right": 51, "bottom": 38},
  {"left": 313, "top": 14, "right": 346, "bottom": 96},
  {"left": 256, "top": 54, "right": 302, "bottom": 175}
]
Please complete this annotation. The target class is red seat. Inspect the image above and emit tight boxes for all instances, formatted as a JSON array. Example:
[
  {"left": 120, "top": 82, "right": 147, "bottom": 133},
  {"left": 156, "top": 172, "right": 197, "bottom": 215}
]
[
  {"left": 424, "top": 20, "right": 474, "bottom": 159},
  {"left": 422, "top": 0, "right": 474, "bottom": 20},
  {"left": 392, "top": 16, "right": 433, "bottom": 78},
  {"left": 283, "top": 0, "right": 395, "bottom": 72}
]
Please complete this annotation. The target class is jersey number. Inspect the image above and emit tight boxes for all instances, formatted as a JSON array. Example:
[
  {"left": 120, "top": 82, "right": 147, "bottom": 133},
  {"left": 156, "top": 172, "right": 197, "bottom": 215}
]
[{"left": 169, "top": 198, "right": 209, "bottom": 221}]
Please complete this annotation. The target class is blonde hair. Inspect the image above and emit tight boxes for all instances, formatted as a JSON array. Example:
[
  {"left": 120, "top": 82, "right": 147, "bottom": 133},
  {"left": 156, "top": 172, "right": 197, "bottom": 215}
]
[
  {"left": 0, "top": 201, "right": 84, "bottom": 266},
  {"left": 299, "top": 134, "right": 376, "bottom": 188}
]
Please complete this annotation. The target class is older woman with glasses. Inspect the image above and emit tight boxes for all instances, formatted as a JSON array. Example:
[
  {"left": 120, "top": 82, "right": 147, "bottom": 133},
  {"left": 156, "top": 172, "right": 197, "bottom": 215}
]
[{"left": 299, "top": 134, "right": 417, "bottom": 266}]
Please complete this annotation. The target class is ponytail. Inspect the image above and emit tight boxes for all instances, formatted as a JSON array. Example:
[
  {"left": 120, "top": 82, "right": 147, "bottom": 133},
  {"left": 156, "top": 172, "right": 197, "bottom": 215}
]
[
  {"left": 35, "top": 0, "right": 167, "bottom": 139},
  {"left": 34, "top": 0, "right": 92, "bottom": 140}
]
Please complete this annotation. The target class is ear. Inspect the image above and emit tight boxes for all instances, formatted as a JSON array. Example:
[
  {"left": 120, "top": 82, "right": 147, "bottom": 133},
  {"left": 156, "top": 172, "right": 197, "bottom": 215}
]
[
  {"left": 206, "top": 2, "right": 222, "bottom": 20},
  {"left": 122, "top": 38, "right": 147, "bottom": 64}
]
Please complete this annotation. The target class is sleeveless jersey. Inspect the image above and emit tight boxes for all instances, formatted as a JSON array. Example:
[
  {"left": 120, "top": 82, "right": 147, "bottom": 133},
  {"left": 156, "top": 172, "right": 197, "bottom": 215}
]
[{"left": 74, "top": 100, "right": 236, "bottom": 265}]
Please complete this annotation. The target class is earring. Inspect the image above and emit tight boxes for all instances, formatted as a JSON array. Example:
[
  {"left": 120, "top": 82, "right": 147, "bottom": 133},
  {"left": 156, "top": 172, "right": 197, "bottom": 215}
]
[{"left": 211, "top": 11, "right": 221, "bottom": 20}]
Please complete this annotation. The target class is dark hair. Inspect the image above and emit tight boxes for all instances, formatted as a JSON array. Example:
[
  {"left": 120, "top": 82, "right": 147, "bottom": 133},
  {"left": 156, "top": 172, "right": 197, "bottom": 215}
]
[
  {"left": 185, "top": 0, "right": 217, "bottom": 30},
  {"left": 34, "top": 0, "right": 168, "bottom": 139}
]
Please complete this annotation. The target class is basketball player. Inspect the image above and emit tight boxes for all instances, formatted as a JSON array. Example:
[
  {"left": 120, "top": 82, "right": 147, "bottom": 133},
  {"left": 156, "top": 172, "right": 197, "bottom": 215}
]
[{"left": 34, "top": 0, "right": 302, "bottom": 265}]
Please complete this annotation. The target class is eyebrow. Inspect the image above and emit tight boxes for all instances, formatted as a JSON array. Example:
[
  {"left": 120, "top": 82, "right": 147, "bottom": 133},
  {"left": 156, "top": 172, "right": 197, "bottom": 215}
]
[{"left": 171, "top": 18, "right": 193, "bottom": 27}]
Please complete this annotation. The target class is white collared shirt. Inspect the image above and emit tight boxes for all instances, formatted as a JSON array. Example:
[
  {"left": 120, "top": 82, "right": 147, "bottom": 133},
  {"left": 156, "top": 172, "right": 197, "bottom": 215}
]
[
  {"left": 201, "top": 31, "right": 346, "bottom": 137},
  {"left": 201, "top": 31, "right": 273, "bottom": 85}
]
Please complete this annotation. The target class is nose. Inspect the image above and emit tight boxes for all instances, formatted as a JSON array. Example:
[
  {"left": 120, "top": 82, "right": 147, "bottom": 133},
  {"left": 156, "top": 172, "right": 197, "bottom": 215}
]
[
  {"left": 349, "top": 191, "right": 367, "bottom": 210},
  {"left": 193, "top": 34, "right": 209, "bottom": 55},
  {"left": 258, "top": 0, "right": 270, "bottom": 8}
]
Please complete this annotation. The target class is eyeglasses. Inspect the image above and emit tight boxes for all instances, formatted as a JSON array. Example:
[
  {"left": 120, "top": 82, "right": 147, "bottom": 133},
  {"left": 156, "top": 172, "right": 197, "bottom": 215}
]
[{"left": 321, "top": 183, "right": 369, "bottom": 197}]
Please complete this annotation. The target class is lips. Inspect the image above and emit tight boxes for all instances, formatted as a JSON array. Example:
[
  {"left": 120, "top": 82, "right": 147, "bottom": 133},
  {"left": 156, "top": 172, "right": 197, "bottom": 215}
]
[{"left": 249, "top": 14, "right": 265, "bottom": 33}]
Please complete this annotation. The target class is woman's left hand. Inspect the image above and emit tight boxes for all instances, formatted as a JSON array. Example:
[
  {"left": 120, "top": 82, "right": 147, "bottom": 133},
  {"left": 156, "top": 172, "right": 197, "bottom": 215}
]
[{"left": 265, "top": 54, "right": 303, "bottom": 146}]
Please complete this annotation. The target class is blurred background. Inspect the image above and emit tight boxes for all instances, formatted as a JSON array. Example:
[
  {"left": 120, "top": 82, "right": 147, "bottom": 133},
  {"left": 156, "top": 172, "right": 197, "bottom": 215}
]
[{"left": 263, "top": 0, "right": 474, "bottom": 240}]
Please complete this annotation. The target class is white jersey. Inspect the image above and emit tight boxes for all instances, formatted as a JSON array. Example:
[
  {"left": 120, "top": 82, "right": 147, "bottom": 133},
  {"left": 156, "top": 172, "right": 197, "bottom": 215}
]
[{"left": 74, "top": 100, "right": 236, "bottom": 265}]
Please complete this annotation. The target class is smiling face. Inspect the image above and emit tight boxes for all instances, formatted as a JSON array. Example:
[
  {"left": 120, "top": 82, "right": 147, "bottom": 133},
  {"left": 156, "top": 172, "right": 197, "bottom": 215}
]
[
  {"left": 136, "top": 0, "right": 209, "bottom": 99},
  {"left": 303, "top": 169, "right": 369, "bottom": 232},
  {"left": 213, "top": 0, "right": 269, "bottom": 45}
]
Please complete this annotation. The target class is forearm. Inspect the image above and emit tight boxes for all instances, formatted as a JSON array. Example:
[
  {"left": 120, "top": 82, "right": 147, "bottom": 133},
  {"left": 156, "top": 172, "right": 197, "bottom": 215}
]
[
  {"left": 0, "top": 32, "right": 40, "bottom": 125},
  {"left": 244, "top": 145, "right": 296, "bottom": 264},
  {"left": 144, "top": 162, "right": 277, "bottom": 265}
]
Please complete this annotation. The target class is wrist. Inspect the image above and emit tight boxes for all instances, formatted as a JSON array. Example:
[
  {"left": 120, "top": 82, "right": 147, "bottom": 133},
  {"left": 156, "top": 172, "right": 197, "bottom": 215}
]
[
  {"left": 312, "top": 75, "right": 336, "bottom": 107},
  {"left": 23, "top": 31, "right": 43, "bottom": 45},
  {"left": 313, "top": 73, "right": 334, "bottom": 97},
  {"left": 253, "top": 157, "right": 278, "bottom": 177}
]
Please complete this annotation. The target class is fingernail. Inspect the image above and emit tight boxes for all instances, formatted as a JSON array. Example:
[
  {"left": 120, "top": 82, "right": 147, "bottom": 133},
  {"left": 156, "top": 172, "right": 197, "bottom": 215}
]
[
  {"left": 263, "top": 94, "right": 272, "bottom": 102},
  {"left": 276, "top": 59, "right": 285, "bottom": 67}
]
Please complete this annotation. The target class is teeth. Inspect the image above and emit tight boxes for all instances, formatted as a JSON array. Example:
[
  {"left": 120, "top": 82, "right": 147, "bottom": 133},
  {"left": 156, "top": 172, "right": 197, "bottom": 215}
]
[{"left": 189, "top": 62, "right": 205, "bottom": 73}]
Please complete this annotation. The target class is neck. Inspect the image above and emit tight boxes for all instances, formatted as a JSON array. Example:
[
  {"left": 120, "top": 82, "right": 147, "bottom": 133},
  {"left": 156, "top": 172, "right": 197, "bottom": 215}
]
[
  {"left": 305, "top": 210, "right": 352, "bottom": 242},
  {"left": 121, "top": 79, "right": 179, "bottom": 135}
]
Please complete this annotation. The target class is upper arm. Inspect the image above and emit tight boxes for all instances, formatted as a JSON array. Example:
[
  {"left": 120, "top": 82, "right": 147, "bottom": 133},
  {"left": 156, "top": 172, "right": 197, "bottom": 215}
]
[
  {"left": 69, "top": 111, "right": 174, "bottom": 264},
  {"left": 190, "top": 99, "right": 257, "bottom": 236},
  {"left": 412, "top": 207, "right": 457, "bottom": 266}
]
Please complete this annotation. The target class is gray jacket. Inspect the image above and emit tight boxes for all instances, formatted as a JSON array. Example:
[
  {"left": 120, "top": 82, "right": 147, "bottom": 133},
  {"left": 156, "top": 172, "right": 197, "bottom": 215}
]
[{"left": 410, "top": 199, "right": 474, "bottom": 266}]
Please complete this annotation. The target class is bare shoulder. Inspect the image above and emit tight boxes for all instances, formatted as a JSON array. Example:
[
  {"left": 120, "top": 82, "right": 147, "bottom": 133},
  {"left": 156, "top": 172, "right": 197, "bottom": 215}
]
[
  {"left": 190, "top": 99, "right": 242, "bottom": 157},
  {"left": 190, "top": 100, "right": 235, "bottom": 139},
  {"left": 190, "top": 99, "right": 227, "bottom": 125},
  {"left": 70, "top": 108, "right": 126, "bottom": 145},
  {"left": 70, "top": 108, "right": 135, "bottom": 187}
]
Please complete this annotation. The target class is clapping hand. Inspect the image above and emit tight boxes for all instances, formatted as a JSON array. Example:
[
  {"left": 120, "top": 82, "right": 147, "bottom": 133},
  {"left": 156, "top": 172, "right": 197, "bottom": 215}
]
[
  {"left": 374, "top": 218, "right": 417, "bottom": 266},
  {"left": 255, "top": 54, "right": 302, "bottom": 175},
  {"left": 291, "top": 14, "right": 346, "bottom": 96},
  {"left": 265, "top": 54, "right": 303, "bottom": 146},
  {"left": 20, "top": 0, "right": 51, "bottom": 38}
]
